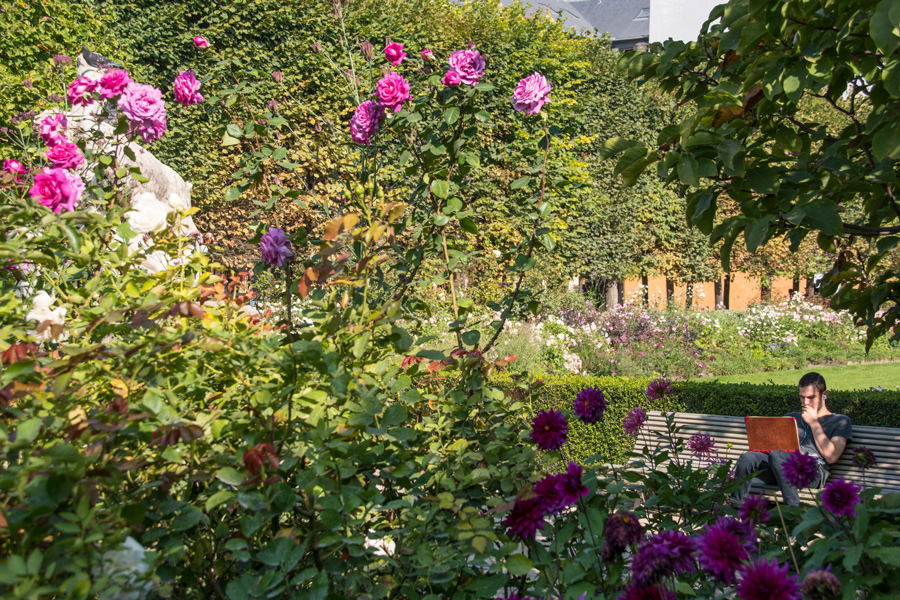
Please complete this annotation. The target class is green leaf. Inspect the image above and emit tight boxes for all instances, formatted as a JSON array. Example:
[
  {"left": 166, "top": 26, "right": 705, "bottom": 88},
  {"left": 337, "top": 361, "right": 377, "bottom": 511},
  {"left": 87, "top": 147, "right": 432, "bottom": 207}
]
[
  {"left": 443, "top": 106, "right": 460, "bottom": 125},
  {"left": 872, "top": 0, "right": 900, "bottom": 56},
  {"left": 224, "top": 187, "right": 242, "bottom": 202},
  {"left": 222, "top": 132, "right": 240, "bottom": 147},
  {"left": 598, "top": 137, "right": 638, "bottom": 160},
  {"left": 206, "top": 490, "right": 235, "bottom": 511},
  {"left": 510, "top": 176, "right": 531, "bottom": 190},
  {"left": 226, "top": 123, "right": 242, "bottom": 138},
  {"left": 459, "top": 217, "right": 477, "bottom": 234},
  {"left": 746, "top": 166, "right": 779, "bottom": 194},
  {"left": 406, "top": 112, "right": 423, "bottom": 123},
  {"left": 802, "top": 199, "right": 844, "bottom": 236},
  {"left": 506, "top": 554, "right": 533, "bottom": 576},
  {"left": 461, "top": 330, "right": 481, "bottom": 346},
  {"left": 677, "top": 153, "right": 700, "bottom": 187},
  {"left": 430, "top": 180, "right": 450, "bottom": 199},
  {"left": 869, "top": 546, "right": 900, "bottom": 566},
  {"left": 744, "top": 216, "right": 772, "bottom": 253},
  {"left": 352, "top": 331, "right": 370, "bottom": 359},
  {"left": 883, "top": 57, "right": 900, "bottom": 98},
  {"left": 216, "top": 467, "right": 245, "bottom": 487}
]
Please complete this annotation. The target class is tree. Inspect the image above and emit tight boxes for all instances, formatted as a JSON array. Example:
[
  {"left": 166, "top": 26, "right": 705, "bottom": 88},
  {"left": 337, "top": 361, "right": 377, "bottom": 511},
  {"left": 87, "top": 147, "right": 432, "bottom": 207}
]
[{"left": 600, "top": 0, "right": 900, "bottom": 346}]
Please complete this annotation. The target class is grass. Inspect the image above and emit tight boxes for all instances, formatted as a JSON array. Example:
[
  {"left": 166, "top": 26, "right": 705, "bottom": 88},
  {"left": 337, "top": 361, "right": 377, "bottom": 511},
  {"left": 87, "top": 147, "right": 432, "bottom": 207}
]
[{"left": 695, "top": 362, "right": 900, "bottom": 391}]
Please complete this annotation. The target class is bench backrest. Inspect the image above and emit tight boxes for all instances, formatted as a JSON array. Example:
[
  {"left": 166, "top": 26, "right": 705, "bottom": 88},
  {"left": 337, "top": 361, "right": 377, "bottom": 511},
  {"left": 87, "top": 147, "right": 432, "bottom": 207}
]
[{"left": 635, "top": 411, "right": 900, "bottom": 495}]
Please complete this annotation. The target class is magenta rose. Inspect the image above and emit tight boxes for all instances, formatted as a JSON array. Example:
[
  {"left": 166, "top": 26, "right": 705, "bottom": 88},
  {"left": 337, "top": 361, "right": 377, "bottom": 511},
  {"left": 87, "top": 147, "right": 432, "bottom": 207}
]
[
  {"left": 173, "top": 70, "right": 204, "bottom": 106},
  {"left": 375, "top": 72, "right": 411, "bottom": 113},
  {"left": 118, "top": 83, "right": 167, "bottom": 143},
  {"left": 512, "top": 72, "right": 552, "bottom": 115},
  {"left": 350, "top": 100, "right": 384, "bottom": 146},
  {"left": 45, "top": 141, "right": 84, "bottom": 170},
  {"left": 38, "top": 112, "right": 68, "bottom": 147},
  {"left": 448, "top": 49, "right": 485, "bottom": 86},
  {"left": 194, "top": 36, "right": 209, "bottom": 48},
  {"left": 421, "top": 48, "right": 434, "bottom": 60},
  {"left": 384, "top": 42, "right": 407, "bottom": 66},
  {"left": 29, "top": 167, "right": 82, "bottom": 213},
  {"left": 442, "top": 71, "right": 461, "bottom": 87},
  {"left": 3, "top": 159, "right": 26, "bottom": 182},
  {"left": 99, "top": 69, "right": 133, "bottom": 99},
  {"left": 67, "top": 77, "right": 99, "bottom": 106}
]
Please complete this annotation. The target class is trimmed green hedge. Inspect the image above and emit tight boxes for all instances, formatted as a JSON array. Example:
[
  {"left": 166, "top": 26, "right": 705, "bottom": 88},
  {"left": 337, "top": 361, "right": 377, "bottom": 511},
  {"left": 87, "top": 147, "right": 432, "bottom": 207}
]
[{"left": 513, "top": 376, "right": 900, "bottom": 467}]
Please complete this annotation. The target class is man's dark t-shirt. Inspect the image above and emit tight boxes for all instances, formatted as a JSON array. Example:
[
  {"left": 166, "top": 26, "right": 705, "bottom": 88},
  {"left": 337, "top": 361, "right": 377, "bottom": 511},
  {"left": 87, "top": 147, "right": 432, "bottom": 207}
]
[{"left": 785, "top": 412, "right": 853, "bottom": 471}]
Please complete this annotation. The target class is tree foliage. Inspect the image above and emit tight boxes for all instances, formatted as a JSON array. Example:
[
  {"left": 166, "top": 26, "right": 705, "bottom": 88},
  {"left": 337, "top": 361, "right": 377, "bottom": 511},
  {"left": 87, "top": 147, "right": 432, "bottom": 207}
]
[{"left": 602, "top": 0, "right": 900, "bottom": 344}]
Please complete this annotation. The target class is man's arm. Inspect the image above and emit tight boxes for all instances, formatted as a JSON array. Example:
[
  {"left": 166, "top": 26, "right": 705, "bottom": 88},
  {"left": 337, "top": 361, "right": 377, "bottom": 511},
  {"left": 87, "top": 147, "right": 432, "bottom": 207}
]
[{"left": 802, "top": 407, "right": 850, "bottom": 463}]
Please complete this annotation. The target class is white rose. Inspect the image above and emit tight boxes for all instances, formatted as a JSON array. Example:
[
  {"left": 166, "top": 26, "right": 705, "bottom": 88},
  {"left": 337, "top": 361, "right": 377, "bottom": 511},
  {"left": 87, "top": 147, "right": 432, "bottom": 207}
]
[
  {"left": 127, "top": 193, "right": 171, "bottom": 234},
  {"left": 166, "top": 192, "right": 190, "bottom": 212},
  {"left": 94, "top": 536, "right": 153, "bottom": 600},
  {"left": 26, "top": 291, "right": 67, "bottom": 342}
]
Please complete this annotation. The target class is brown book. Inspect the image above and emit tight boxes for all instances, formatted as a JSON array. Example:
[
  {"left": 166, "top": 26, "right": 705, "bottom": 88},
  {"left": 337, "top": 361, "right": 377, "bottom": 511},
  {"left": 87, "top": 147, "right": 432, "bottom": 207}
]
[{"left": 744, "top": 416, "right": 801, "bottom": 453}]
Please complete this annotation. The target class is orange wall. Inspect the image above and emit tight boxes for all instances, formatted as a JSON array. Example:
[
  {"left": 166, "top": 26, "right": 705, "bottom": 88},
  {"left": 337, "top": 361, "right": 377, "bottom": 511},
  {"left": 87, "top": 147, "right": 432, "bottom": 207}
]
[{"left": 623, "top": 275, "right": 808, "bottom": 310}]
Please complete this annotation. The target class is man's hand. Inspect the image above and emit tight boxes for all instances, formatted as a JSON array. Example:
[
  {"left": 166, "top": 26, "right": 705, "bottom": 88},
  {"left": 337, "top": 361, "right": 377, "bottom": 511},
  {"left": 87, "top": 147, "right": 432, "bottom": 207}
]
[{"left": 801, "top": 404, "right": 819, "bottom": 425}]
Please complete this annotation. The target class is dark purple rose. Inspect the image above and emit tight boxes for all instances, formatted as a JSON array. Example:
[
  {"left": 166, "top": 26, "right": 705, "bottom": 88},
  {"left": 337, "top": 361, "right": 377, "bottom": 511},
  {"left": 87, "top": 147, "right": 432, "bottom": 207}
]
[
  {"left": 821, "top": 477, "right": 862, "bottom": 518},
  {"left": 503, "top": 497, "right": 546, "bottom": 540},
  {"left": 631, "top": 530, "right": 696, "bottom": 585},
  {"left": 623, "top": 407, "right": 647, "bottom": 437},
  {"left": 260, "top": 227, "right": 292, "bottom": 267},
  {"left": 736, "top": 558, "right": 801, "bottom": 600},
  {"left": 573, "top": 387, "right": 607, "bottom": 424},
  {"left": 781, "top": 451, "right": 819, "bottom": 489}
]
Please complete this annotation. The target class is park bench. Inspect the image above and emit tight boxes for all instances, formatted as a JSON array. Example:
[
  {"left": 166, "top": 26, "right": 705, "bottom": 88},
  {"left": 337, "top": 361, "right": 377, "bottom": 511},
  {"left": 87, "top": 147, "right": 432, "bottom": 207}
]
[{"left": 633, "top": 411, "right": 900, "bottom": 502}]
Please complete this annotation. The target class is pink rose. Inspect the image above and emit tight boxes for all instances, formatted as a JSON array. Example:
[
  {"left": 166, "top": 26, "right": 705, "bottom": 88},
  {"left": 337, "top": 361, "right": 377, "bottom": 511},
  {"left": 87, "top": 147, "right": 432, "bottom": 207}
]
[
  {"left": 38, "top": 112, "right": 68, "bottom": 147},
  {"left": 45, "top": 141, "right": 84, "bottom": 170},
  {"left": 448, "top": 49, "right": 485, "bottom": 86},
  {"left": 99, "top": 69, "right": 133, "bottom": 99},
  {"left": 384, "top": 42, "right": 407, "bottom": 66},
  {"left": 3, "top": 159, "right": 26, "bottom": 182},
  {"left": 118, "top": 83, "right": 167, "bottom": 143},
  {"left": 173, "top": 70, "right": 204, "bottom": 106},
  {"left": 350, "top": 100, "right": 384, "bottom": 146},
  {"left": 421, "top": 48, "right": 434, "bottom": 60},
  {"left": 442, "top": 71, "right": 461, "bottom": 87},
  {"left": 512, "top": 72, "right": 552, "bottom": 115},
  {"left": 67, "top": 77, "right": 99, "bottom": 106},
  {"left": 375, "top": 72, "right": 411, "bottom": 113},
  {"left": 194, "top": 36, "right": 209, "bottom": 48},
  {"left": 29, "top": 167, "right": 82, "bottom": 213}
]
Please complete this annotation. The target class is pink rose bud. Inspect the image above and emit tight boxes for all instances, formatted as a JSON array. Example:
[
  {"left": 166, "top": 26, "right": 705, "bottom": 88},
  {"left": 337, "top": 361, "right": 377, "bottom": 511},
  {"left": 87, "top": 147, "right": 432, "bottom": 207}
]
[
  {"left": 442, "top": 71, "right": 461, "bottom": 87},
  {"left": 421, "top": 48, "right": 434, "bottom": 60},
  {"left": 384, "top": 42, "right": 407, "bottom": 66},
  {"left": 194, "top": 36, "right": 209, "bottom": 48}
]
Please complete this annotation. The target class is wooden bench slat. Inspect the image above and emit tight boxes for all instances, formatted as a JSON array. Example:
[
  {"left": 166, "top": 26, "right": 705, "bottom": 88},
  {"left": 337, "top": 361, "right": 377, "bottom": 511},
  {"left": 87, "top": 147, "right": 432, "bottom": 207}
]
[{"left": 635, "top": 411, "right": 900, "bottom": 496}]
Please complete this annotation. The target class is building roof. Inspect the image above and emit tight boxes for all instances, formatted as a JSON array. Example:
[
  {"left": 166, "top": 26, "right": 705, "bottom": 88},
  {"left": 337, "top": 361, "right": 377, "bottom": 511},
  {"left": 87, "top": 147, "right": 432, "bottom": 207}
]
[{"left": 501, "top": 0, "right": 650, "bottom": 42}]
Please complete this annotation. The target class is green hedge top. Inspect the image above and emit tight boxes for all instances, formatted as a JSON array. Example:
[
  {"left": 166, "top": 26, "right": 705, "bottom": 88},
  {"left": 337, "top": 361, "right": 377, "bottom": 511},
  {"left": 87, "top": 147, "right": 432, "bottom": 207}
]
[{"left": 672, "top": 380, "right": 900, "bottom": 429}]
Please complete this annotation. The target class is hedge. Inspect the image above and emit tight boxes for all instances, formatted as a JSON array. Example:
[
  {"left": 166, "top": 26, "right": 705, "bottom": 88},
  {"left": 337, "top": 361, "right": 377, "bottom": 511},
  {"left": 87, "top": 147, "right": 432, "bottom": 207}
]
[{"left": 511, "top": 376, "right": 900, "bottom": 467}]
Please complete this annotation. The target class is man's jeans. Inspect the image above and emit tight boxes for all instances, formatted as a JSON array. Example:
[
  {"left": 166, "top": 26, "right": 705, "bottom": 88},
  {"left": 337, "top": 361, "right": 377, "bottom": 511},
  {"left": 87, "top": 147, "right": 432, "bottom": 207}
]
[{"left": 731, "top": 450, "right": 827, "bottom": 506}]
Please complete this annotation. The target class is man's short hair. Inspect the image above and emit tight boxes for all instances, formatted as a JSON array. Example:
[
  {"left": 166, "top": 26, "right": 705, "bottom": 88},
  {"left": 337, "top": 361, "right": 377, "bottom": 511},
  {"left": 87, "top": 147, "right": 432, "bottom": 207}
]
[{"left": 799, "top": 372, "right": 827, "bottom": 394}]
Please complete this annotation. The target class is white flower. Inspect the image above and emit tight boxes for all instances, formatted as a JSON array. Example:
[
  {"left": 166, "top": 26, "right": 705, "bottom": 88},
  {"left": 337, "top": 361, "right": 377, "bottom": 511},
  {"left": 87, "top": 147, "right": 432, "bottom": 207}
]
[
  {"left": 26, "top": 291, "right": 67, "bottom": 342},
  {"left": 492, "top": 249, "right": 501, "bottom": 257},
  {"left": 95, "top": 536, "right": 153, "bottom": 600},
  {"left": 127, "top": 193, "right": 172, "bottom": 234},
  {"left": 166, "top": 192, "right": 190, "bottom": 212}
]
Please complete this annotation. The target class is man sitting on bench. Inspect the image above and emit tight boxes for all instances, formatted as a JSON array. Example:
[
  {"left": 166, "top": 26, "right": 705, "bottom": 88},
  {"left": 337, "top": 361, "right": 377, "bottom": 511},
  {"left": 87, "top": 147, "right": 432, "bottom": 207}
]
[{"left": 731, "top": 372, "right": 852, "bottom": 506}]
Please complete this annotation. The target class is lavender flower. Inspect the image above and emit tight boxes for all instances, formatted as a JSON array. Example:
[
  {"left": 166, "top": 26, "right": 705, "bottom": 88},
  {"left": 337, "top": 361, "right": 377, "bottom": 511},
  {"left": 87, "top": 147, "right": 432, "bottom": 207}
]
[
  {"left": 631, "top": 530, "right": 696, "bottom": 584},
  {"left": 623, "top": 407, "right": 647, "bottom": 437},
  {"left": 53, "top": 54, "right": 72, "bottom": 66},
  {"left": 800, "top": 567, "right": 841, "bottom": 600},
  {"left": 735, "top": 558, "right": 801, "bottom": 600},
  {"left": 530, "top": 409, "right": 568, "bottom": 451},
  {"left": 737, "top": 494, "right": 771, "bottom": 525},
  {"left": 781, "top": 451, "right": 819, "bottom": 489},
  {"left": 260, "top": 227, "right": 292, "bottom": 267},
  {"left": 573, "top": 387, "right": 607, "bottom": 424},
  {"left": 504, "top": 498, "right": 546, "bottom": 540},
  {"left": 645, "top": 378, "right": 672, "bottom": 401},
  {"left": 821, "top": 477, "right": 862, "bottom": 518},
  {"left": 555, "top": 461, "right": 589, "bottom": 506},
  {"left": 447, "top": 49, "right": 485, "bottom": 86},
  {"left": 272, "top": 70, "right": 285, "bottom": 82}
]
